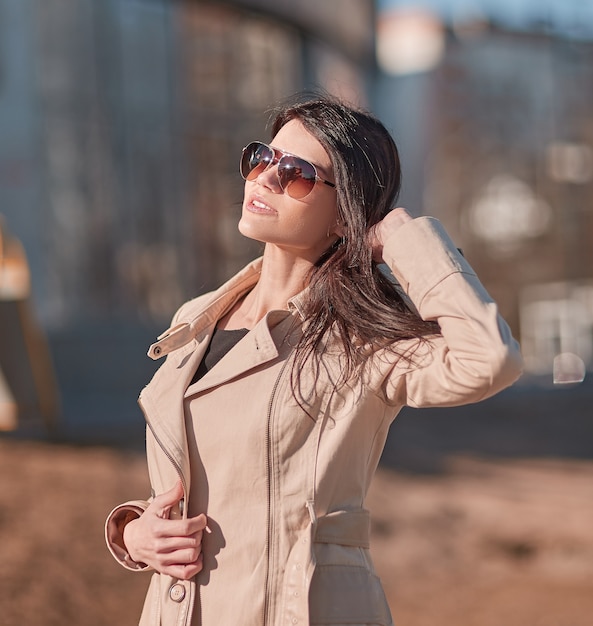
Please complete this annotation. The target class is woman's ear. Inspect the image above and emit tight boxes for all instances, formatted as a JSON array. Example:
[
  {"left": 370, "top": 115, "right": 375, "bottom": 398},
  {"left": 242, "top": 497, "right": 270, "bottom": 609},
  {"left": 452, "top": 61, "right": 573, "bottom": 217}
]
[{"left": 332, "top": 221, "right": 345, "bottom": 238}]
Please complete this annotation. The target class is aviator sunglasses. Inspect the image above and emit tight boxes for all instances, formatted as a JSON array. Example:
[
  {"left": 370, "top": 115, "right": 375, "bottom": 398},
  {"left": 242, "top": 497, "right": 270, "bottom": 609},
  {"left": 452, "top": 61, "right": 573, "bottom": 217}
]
[{"left": 240, "top": 141, "right": 336, "bottom": 200}]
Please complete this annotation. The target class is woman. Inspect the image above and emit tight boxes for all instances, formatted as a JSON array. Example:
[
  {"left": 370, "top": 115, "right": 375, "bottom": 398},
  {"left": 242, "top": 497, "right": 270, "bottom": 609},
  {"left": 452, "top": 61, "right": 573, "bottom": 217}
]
[{"left": 105, "top": 95, "right": 522, "bottom": 626}]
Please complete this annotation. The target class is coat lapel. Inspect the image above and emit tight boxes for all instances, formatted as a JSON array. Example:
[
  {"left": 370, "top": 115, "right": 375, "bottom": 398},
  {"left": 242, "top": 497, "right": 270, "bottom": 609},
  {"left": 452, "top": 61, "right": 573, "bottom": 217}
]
[
  {"left": 185, "top": 310, "right": 296, "bottom": 396},
  {"left": 138, "top": 253, "right": 302, "bottom": 489}
]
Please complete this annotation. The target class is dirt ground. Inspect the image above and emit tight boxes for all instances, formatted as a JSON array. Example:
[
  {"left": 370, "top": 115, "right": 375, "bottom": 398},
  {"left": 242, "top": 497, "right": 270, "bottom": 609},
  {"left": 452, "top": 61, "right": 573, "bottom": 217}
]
[{"left": 1, "top": 437, "right": 592, "bottom": 626}]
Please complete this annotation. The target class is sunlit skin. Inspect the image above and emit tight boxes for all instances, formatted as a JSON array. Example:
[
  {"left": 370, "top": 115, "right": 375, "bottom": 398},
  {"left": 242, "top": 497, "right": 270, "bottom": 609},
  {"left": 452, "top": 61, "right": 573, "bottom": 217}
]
[
  {"left": 238, "top": 120, "right": 340, "bottom": 260},
  {"left": 122, "top": 121, "right": 413, "bottom": 579}
]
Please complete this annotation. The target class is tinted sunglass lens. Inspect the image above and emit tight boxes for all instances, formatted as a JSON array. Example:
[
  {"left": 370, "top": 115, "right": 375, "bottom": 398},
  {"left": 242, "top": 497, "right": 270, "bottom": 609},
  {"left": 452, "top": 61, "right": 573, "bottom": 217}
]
[
  {"left": 278, "top": 156, "right": 316, "bottom": 199},
  {"left": 240, "top": 142, "right": 272, "bottom": 180},
  {"left": 241, "top": 143, "right": 322, "bottom": 200}
]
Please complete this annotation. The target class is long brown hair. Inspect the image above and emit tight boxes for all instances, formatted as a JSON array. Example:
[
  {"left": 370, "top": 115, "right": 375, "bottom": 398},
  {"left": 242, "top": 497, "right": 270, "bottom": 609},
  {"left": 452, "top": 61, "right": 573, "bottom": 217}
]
[{"left": 270, "top": 95, "right": 440, "bottom": 389}]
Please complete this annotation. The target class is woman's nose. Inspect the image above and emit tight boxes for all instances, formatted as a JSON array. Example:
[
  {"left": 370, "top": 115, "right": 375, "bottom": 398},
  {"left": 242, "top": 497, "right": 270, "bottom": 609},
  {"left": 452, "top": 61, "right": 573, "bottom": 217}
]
[{"left": 255, "top": 164, "right": 282, "bottom": 193}]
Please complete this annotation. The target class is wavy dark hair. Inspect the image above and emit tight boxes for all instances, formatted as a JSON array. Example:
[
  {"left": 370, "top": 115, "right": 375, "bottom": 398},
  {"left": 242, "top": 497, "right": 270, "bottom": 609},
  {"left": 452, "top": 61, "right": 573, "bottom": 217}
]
[{"left": 269, "top": 95, "right": 440, "bottom": 389}]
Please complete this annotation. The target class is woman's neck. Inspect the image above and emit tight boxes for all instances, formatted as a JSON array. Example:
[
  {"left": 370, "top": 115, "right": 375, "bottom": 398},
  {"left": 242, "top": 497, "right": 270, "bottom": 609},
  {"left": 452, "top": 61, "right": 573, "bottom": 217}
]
[{"left": 218, "top": 246, "right": 314, "bottom": 330}]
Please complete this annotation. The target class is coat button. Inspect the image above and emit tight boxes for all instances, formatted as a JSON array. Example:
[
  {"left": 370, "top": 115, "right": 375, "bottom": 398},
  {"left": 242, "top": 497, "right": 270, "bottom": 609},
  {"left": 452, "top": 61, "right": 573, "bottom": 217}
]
[{"left": 169, "top": 584, "right": 186, "bottom": 602}]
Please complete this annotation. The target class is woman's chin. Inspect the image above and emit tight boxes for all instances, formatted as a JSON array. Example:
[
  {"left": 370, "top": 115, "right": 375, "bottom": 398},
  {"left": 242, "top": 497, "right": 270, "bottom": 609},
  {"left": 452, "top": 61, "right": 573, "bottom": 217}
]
[{"left": 238, "top": 219, "right": 267, "bottom": 244}]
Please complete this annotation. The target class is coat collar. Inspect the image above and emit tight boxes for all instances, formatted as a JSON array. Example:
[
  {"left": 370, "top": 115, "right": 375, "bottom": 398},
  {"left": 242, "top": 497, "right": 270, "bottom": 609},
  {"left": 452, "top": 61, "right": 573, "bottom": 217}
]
[
  {"left": 147, "top": 256, "right": 309, "bottom": 362},
  {"left": 144, "top": 255, "right": 305, "bottom": 399},
  {"left": 147, "top": 258, "right": 264, "bottom": 360}
]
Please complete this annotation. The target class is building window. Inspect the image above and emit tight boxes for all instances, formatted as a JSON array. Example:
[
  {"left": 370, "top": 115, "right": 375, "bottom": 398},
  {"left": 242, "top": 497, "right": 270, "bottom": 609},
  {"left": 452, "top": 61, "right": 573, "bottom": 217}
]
[{"left": 520, "top": 281, "right": 593, "bottom": 377}]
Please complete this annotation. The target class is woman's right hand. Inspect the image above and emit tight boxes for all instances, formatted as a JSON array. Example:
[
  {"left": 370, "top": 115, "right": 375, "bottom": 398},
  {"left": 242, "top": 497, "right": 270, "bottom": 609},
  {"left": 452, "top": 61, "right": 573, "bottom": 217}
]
[
  {"left": 123, "top": 481, "right": 208, "bottom": 580},
  {"left": 369, "top": 207, "right": 413, "bottom": 263}
]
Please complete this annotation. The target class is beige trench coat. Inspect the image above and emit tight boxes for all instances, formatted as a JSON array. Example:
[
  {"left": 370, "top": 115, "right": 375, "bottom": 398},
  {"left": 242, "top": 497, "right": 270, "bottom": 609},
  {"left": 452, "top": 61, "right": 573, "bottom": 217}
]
[{"left": 106, "top": 217, "right": 523, "bottom": 626}]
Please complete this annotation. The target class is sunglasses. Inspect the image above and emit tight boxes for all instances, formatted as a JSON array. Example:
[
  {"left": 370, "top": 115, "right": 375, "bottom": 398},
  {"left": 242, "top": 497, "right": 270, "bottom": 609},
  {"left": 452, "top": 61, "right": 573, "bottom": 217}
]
[{"left": 240, "top": 141, "right": 336, "bottom": 200}]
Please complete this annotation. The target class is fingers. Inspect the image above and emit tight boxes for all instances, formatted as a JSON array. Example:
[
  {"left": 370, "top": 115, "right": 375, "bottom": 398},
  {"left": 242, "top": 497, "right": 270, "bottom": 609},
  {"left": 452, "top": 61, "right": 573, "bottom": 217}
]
[
  {"left": 370, "top": 207, "right": 414, "bottom": 263},
  {"left": 145, "top": 543, "right": 204, "bottom": 580},
  {"left": 122, "top": 488, "right": 210, "bottom": 578},
  {"left": 124, "top": 515, "right": 206, "bottom": 577},
  {"left": 159, "top": 541, "right": 203, "bottom": 566},
  {"left": 166, "top": 553, "right": 204, "bottom": 580},
  {"left": 149, "top": 484, "right": 209, "bottom": 532},
  {"left": 151, "top": 480, "right": 185, "bottom": 519},
  {"left": 149, "top": 532, "right": 205, "bottom": 579},
  {"left": 161, "top": 513, "right": 209, "bottom": 537},
  {"left": 151, "top": 528, "right": 204, "bottom": 555}
]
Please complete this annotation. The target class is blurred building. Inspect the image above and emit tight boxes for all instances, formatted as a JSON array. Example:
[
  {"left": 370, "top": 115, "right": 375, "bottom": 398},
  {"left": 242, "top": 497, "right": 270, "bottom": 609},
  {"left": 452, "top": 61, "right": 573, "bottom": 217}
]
[
  {"left": 0, "top": 0, "right": 374, "bottom": 441},
  {"left": 0, "top": 0, "right": 374, "bottom": 328},
  {"left": 377, "top": 9, "right": 593, "bottom": 379}
]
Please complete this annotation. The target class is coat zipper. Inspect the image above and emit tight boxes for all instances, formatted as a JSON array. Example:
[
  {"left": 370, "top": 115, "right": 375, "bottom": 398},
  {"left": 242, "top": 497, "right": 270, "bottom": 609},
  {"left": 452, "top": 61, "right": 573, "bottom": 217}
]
[
  {"left": 138, "top": 397, "right": 189, "bottom": 500},
  {"left": 262, "top": 358, "right": 290, "bottom": 626},
  {"left": 138, "top": 396, "right": 196, "bottom": 625}
]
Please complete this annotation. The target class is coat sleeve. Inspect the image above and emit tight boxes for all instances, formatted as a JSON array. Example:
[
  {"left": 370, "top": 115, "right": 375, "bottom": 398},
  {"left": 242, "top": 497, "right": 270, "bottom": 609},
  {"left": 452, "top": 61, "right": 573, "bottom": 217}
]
[
  {"left": 105, "top": 499, "right": 152, "bottom": 572},
  {"left": 377, "top": 216, "right": 523, "bottom": 408}
]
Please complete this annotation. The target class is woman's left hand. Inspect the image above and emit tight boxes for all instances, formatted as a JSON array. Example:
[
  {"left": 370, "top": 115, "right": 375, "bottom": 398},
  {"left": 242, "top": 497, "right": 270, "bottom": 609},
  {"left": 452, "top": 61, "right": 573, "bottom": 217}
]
[{"left": 369, "top": 207, "right": 413, "bottom": 262}]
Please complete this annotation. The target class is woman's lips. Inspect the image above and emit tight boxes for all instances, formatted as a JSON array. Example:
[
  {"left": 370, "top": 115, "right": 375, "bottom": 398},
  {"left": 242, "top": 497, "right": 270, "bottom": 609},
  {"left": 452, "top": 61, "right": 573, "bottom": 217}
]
[{"left": 246, "top": 197, "right": 276, "bottom": 215}]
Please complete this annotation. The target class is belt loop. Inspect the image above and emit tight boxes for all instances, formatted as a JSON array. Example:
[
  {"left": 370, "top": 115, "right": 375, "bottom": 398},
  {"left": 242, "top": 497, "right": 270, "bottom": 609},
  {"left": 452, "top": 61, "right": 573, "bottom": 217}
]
[{"left": 306, "top": 500, "right": 317, "bottom": 525}]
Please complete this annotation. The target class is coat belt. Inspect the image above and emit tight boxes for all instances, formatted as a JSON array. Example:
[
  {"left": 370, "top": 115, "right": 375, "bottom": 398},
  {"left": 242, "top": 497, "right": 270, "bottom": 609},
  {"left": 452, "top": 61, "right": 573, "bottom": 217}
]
[{"left": 280, "top": 508, "right": 372, "bottom": 625}]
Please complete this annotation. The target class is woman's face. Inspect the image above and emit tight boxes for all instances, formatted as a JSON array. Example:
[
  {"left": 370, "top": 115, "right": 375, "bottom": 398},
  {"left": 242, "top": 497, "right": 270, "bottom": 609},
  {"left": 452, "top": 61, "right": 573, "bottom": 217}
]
[{"left": 238, "top": 119, "right": 340, "bottom": 262}]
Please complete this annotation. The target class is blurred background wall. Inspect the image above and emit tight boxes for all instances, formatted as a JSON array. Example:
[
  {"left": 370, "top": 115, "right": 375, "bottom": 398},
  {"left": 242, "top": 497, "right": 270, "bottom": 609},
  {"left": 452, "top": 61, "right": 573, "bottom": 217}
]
[
  {"left": 0, "top": 0, "right": 375, "bottom": 442},
  {"left": 374, "top": 0, "right": 593, "bottom": 469},
  {"left": 0, "top": 0, "right": 591, "bottom": 459}
]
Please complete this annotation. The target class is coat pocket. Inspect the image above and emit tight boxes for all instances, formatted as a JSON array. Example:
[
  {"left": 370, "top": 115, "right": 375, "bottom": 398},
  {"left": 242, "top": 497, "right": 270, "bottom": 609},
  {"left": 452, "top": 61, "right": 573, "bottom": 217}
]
[{"left": 309, "top": 564, "right": 392, "bottom": 625}]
